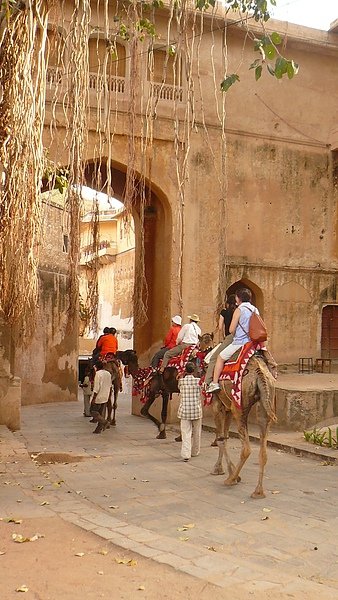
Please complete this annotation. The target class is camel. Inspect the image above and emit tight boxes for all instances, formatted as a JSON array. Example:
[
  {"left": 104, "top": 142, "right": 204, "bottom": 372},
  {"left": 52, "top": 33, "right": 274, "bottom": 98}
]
[
  {"left": 211, "top": 353, "right": 277, "bottom": 499},
  {"left": 117, "top": 332, "right": 213, "bottom": 439},
  {"left": 104, "top": 359, "right": 122, "bottom": 426}
]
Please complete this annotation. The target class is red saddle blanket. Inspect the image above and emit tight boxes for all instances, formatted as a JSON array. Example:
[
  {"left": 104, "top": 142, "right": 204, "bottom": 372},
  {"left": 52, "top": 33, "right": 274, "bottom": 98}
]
[
  {"left": 160, "top": 345, "right": 196, "bottom": 374},
  {"left": 132, "top": 346, "right": 197, "bottom": 403},
  {"left": 132, "top": 367, "right": 155, "bottom": 401},
  {"left": 202, "top": 342, "right": 266, "bottom": 408}
]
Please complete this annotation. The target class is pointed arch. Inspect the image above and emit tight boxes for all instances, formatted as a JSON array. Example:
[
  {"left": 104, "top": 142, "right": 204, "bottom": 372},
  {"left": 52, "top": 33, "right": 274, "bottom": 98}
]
[{"left": 226, "top": 279, "right": 264, "bottom": 315}]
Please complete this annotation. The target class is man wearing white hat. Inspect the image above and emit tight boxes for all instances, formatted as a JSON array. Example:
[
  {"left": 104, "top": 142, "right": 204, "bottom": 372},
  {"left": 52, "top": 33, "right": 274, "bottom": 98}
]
[
  {"left": 159, "top": 314, "right": 202, "bottom": 372},
  {"left": 150, "top": 315, "right": 182, "bottom": 368}
]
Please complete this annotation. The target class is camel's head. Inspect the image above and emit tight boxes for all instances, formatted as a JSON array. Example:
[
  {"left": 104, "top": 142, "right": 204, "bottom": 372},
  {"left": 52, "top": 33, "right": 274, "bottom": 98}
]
[
  {"left": 116, "top": 349, "right": 138, "bottom": 367},
  {"left": 198, "top": 332, "right": 214, "bottom": 352}
]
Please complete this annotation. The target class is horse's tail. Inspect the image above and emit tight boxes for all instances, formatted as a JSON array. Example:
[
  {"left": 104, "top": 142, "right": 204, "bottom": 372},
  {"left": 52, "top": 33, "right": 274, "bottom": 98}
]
[{"left": 256, "top": 360, "right": 277, "bottom": 423}]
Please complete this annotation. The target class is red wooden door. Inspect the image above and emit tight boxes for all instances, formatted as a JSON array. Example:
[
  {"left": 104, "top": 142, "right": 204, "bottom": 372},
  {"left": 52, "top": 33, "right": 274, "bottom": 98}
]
[{"left": 321, "top": 305, "right": 338, "bottom": 359}]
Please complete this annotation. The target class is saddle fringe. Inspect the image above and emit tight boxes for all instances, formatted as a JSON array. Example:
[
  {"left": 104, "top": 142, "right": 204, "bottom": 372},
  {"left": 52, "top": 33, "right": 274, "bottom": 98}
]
[{"left": 255, "top": 361, "right": 277, "bottom": 423}]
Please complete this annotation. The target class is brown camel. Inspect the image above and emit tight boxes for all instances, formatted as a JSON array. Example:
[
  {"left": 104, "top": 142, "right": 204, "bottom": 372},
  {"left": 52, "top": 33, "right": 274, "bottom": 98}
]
[
  {"left": 211, "top": 354, "right": 277, "bottom": 499},
  {"left": 104, "top": 359, "right": 122, "bottom": 426}
]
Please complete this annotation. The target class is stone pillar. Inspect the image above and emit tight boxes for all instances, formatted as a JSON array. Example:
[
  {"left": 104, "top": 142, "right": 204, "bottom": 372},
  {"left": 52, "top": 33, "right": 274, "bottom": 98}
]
[{"left": 0, "top": 321, "right": 21, "bottom": 430}]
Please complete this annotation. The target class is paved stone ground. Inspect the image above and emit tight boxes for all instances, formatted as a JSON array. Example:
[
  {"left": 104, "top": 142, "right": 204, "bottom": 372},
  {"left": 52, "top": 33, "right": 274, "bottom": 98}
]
[{"left": 1, "top": 394, "right": 338, "bottom": 598}]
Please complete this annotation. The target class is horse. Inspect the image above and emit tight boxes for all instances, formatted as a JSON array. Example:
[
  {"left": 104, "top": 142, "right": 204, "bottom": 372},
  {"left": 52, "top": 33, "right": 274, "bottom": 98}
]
[
  {"left": 117, "top": 332, "right": 214, "bottom": 439},
  {"left": 211, "top": 352, "right": 277, "bottom": 498}
]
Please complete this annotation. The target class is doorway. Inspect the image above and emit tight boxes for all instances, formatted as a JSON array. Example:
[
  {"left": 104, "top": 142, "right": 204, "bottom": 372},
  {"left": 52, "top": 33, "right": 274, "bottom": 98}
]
[{"left": 321, "top": 305, "right": 338, "bottom": 359}]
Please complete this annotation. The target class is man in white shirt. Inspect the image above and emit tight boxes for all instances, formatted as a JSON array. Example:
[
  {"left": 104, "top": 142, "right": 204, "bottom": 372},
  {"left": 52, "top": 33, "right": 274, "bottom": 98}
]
[
  {"left": 159, "top": 314, "right": 202, "bottom": 372},
  {"left": 90, "top": 361, "right": 112, "bottom": 434}
]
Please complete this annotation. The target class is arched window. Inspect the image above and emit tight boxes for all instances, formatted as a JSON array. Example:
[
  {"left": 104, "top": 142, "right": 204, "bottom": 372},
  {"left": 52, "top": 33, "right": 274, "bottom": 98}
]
[
  {"left": 89, "top": 38, "right": 126, "bottom": 77},
  {"left": 151, "top": 48, "right": 180, "bottom": 86},
  {"left": 46, "top": 29, "right": 64, "bottom": 68}
]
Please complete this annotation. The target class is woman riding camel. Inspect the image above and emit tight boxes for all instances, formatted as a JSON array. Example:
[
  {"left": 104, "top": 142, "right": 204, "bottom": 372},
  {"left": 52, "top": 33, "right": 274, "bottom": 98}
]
[
  {"left": 207, "top": 288, "right": 259, "bottom": 393},
  {"left": 204, "top": 294, "right": 237, "bottom": 387}
]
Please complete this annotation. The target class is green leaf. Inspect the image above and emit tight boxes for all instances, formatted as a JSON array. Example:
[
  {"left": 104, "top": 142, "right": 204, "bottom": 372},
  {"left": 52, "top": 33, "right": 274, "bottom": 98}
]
[
  {"left": 286, "top": 61, "right": 295, "bottom": 79},
  {"left": 270, "top": 31, "right": 281, "bottom": 45},
  {"left": 220, "top": 73, "right": 240, "bottom": 92},
  {"left": 265, "top": 44, "right": 276, "bottom": 60},
  {"left": 274, "top": 56, "right": 287, "bottom": 79},
  {"left": 255, "top": 65, "right": 262, "bottom": 81},
  {"left": 249, "top": 58, "right": 261, "bottom": 70}
]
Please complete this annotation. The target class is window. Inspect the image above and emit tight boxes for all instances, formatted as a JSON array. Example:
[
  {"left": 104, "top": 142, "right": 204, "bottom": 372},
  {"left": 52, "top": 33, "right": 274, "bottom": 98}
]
[
  {"left": 62, "top": 234, "right": 69, "bottom": 253},
  {"left": 151, "top": 48, "right": 181, "bottom": 86},
  {"left": 88, "top": 38, "right": 126, "bottom": 78}
]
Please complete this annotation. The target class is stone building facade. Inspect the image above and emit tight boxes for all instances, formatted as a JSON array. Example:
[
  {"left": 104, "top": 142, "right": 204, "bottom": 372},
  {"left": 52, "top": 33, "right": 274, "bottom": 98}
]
[{"left": 1, "top": 4, "right": 338, "bottom": 430}]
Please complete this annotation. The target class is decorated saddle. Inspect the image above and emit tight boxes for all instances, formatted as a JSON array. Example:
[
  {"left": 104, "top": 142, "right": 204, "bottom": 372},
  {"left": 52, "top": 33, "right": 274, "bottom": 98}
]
[
  {"left": 202, "top": 342, "right": 266, "bottom": 409},
  {"left": 161, "top": 345, "right": 197, "bottom": 374},
  {"left": 132, "top": 345, "right": 197, "bottom": 403}
]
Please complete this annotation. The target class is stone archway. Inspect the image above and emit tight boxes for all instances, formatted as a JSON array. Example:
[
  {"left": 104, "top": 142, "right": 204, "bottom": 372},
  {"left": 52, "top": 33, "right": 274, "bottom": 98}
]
[
  {"left": 226, "top": 278, "right": 264, "bottom": 315},
  {"left": 84, "top": 159, "right": 172, "bottom": 358}
]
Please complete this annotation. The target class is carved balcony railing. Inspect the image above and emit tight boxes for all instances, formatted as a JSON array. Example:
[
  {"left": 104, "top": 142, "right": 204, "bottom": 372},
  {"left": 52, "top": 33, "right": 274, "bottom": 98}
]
[
  {"left": 80, "top": 240, "right": 117, "bottom": 266},
  {"left": 150, "top": 82, "right": 183, "bottom": 102},
  {"left": 88, "top": 73, "right": 126, "bottom": 94},
  {"left": 46, "top": 66, "right": 63, "bottom": 86}
]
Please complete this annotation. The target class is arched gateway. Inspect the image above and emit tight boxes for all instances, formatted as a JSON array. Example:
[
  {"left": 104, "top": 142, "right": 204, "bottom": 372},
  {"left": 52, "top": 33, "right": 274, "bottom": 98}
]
[{"left": 84, "top": 159, "right": 172, "bottom": 357}]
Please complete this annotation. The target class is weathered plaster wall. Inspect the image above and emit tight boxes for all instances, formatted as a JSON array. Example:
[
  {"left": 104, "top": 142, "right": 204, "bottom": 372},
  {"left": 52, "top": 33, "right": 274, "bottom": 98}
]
[{"left": 13, "top": 201, "right": 78, "bottom": 406}]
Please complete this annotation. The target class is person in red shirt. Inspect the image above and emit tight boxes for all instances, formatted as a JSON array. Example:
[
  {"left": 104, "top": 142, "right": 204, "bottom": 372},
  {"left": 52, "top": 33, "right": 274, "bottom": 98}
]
[
  {"left": 96, "top": 327, "right": 118, "bottom": 357},
  {"left": 151, "top": 316, "right": 182, "bottom": 368}
]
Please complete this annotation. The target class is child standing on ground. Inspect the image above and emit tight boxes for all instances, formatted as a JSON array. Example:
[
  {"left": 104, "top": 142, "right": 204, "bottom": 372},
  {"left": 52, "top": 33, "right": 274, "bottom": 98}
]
[
  {"left": 80, "top": 365, "right": 93, "bottom": 417},
  {"left": 177, "top": 362, "right": 202, "bottom": 462}
]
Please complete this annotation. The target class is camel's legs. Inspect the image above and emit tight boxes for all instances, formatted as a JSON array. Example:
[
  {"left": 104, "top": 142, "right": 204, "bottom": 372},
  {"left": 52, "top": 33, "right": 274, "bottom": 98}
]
[
  {"left": 111, "top": 382, "right": 119, "bottom": 426},
  {"left": 251, "top": 406, "right": 270, "bottom": 499},
  {"left": 140, "top": 393, "right": 161, "bottom": 430},
  {"left": 156, "top": 392, "right": 169, "bottom": 439},
  {"left": 211, "top": 398, "right": 226, "bottom": 475},
  {"left": 212, "top": 397, "right": 235, "bottom": 476},
  {"left": 224, "top": 414, "right": 251, "bottom": 486}
]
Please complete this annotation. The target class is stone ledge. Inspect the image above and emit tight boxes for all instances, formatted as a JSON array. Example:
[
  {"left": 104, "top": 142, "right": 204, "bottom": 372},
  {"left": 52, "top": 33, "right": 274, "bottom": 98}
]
[{"left": 0, "top": 375, "right": 21, "bottom": 431}]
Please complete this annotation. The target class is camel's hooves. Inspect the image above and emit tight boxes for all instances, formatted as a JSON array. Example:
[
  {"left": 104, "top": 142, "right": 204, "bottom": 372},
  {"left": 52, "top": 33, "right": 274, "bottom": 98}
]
[
  {"left": 211, "top": 469, "right": 225, "bottom": 476},
  {"left": 210, "top": 440, "right": 218, "bottom": 447},
  {"left": 140, "top": 409, "right": 147, "bottom": 417},
  {"left": 224, "top": 478, "right": 238, "bottom": 487},
  {"left": 111, "top": 421, "right": 116, "bottom": 427},
  {"left": 156, "top": 431, "right": 166, "bottom": 439},
  {"left": 251, "top": 490, "right": 265, "bottom": 499}
]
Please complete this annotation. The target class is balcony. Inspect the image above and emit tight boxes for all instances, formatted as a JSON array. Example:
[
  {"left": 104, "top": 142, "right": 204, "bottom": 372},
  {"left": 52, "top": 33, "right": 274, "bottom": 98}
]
[
  {"left": 150, "top": 82, "right": 183, "bottom": 102},
  {"left": 80, "top": 240, "right": 117, "bottom": 266},
  {"left": 46, "top": 66, "right": 63, "bottom": 86},
  {"left": 89, "top": 73, "right": 126, "bottom": 94}
]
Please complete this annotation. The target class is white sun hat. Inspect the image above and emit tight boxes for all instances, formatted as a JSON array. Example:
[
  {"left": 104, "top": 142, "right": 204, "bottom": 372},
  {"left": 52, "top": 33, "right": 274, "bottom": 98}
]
[{"left": 172, "top": 315, "right": 182, "bottom": 326}]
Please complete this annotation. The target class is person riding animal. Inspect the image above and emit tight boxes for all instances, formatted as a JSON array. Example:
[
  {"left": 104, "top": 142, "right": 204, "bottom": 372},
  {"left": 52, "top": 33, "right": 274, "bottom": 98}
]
[
  {"left": 207, "top": 288, "right": 259, "bottom": 393},
  {"left": 150, "top": 315, "right": 182, "bottom": 368},
  {"left": 204, "top": 294, "right": 237, "bottom": 387},
  {"left": 159, "top": 314, "right": 202, "bottom": 373}
]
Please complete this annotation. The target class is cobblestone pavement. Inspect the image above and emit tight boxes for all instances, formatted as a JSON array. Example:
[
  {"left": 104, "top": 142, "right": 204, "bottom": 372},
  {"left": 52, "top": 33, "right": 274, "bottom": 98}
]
[{"left": 1, "top": 394, "right": 338, "bottom": 598}]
